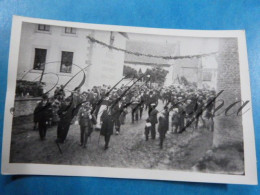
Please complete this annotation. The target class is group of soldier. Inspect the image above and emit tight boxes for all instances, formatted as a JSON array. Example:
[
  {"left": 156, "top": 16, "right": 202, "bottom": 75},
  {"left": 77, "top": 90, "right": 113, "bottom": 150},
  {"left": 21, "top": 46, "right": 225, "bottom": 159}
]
[{"left": 33, "top": 82, "right": 216, "bottom": 150}]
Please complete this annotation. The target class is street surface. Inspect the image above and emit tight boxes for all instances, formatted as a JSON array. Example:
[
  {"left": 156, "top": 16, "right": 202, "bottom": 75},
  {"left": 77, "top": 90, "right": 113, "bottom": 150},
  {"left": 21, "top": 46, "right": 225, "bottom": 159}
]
[{"left": 10, "top": 101, "right": 213, "bottom": 171}]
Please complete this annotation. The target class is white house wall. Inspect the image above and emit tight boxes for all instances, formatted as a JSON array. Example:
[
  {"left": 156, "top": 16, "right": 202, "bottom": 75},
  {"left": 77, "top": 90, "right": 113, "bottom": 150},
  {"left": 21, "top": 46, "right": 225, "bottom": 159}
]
[
  {"left": 88, "top": 31, "right": 126, "bottom": 88},
  {"left": 17, "top": 23, "right": 127, "bottom": 95}
]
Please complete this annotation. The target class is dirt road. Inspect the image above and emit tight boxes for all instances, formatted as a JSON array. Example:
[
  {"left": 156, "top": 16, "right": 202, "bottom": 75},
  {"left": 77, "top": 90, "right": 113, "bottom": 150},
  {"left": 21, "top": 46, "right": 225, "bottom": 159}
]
[{"left": 10, "top": 101, "right": 213, "bottom": 171}]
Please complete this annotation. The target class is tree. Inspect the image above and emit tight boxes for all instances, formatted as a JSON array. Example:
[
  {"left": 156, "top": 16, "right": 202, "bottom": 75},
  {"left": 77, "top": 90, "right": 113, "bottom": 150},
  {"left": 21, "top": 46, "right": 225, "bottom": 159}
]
[
  {"left": 138, "top": 68, "right": 143, "bottom": 76},
  {"left": 180, "top": 76, "right": 189, "bottom": 86},
  {"left": 144, "top": 67, "right": 168, "bottom": 85},
  {"left": 123, "top": 65, "right": 138, "bottom": 78}
]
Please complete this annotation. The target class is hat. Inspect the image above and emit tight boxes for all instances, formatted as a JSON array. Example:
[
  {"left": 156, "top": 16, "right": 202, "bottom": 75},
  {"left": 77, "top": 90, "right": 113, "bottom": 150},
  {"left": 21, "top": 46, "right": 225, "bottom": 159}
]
[
  {"left": 83, "top": 102, "right": 90, "bottom": 107},
  {"left": 82, "top": 91, "right": 88, "bottom": 96},
  {"left": 42, "top": 94, "right": 48, "bottom": 100},
  {"left": 65, "top": 96, "right": 72, "bottom": 102}
]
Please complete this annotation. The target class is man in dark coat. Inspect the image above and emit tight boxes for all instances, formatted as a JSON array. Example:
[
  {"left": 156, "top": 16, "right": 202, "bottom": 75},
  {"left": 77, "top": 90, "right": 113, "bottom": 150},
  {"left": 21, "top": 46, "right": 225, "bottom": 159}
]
[
  {"left": 33, "top": 101, "right": 41, "bottom": 130},
  {"left": 36, "top": 95, "right": 52, "bottom": 140},
  {"left": 158, "top": 111, "right": 168, "bottom": 149},
  {"left": 143, "top": 91, "right": 149, "bottom": 110},
  {"left": 56, "top": 85, "right": 66, "bottom": 101},
  {"left": 204, "top": 95, "right": 215, "bottom": 131},
  {"left": 56, "top": 97, "right": 74, "bottom": 144},
  {"left": 54, "top": 86, "right": 60, "bottom": 98},
  {"left": 149, "top": 103, "right": 158, "bottom": 139},
  {"left": 148, "top": 91, "right": 158, "bottom": 115},
  {"left": 100, "top": 106, "right": 115, "bottom": 150},
  {"left": 194, "top": 96, "right": 204, "bottom": 129},
  {"left": 184, "top": 99, "right": 196, "bottom": 130}
]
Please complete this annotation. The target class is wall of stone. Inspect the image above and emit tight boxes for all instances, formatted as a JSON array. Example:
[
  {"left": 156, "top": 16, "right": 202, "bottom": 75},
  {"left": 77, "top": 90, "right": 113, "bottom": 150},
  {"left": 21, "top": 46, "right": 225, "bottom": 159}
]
[
  {"left": 14, "top": 98, "right": 41, "bottom": 117},
  {"left": 213, "top": 38, "right": 243, "bottom": 147}
]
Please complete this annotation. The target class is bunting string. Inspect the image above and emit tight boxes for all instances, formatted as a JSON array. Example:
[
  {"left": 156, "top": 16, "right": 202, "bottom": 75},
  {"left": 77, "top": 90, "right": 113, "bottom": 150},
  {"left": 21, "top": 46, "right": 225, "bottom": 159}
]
[{"left": 86, "top": 36, "right": 217, "bottom": 60}]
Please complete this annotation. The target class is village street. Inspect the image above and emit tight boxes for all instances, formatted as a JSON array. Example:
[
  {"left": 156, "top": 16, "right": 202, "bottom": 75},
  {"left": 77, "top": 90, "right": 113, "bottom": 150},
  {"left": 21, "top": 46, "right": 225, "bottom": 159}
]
[{"left": 10, "top": 100, "right": 213, "bottom": 171}]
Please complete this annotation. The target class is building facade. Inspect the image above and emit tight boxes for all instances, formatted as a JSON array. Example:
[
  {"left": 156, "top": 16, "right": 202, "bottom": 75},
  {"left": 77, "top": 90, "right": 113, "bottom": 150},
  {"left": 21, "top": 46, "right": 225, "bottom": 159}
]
[
  {"left": 124, "top": 40, "right": 218, "bottom": 89},
  {"left": 17, "top": 23, "right": 128, "bottom": 95},
  {"left": 170, "top": 56, "right": 218, "bottom": 90},
  {"left": 124, "top": 40, "right": 180, "bottom": 86}
]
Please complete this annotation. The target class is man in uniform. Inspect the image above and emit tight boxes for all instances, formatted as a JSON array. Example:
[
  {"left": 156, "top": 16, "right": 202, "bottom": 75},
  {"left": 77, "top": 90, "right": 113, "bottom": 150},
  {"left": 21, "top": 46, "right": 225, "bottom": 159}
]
[
  {"left": 78, "top": 102, "right": 97, "bottom": 148},
  {"left": 130, "top": 94, "right": 140, "bottom": 123}
]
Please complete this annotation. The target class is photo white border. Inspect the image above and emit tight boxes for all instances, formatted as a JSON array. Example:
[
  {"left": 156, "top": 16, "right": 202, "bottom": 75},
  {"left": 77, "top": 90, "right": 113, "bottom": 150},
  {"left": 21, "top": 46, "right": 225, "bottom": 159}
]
[{"left": 1, "top": 15, "right": 257, "bottom": 185}]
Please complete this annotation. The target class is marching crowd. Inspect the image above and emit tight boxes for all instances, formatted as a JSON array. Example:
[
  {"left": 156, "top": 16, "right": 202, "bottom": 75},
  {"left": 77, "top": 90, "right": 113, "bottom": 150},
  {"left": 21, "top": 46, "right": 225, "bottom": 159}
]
[{"left": 33, "top": 83, "right": 216, "bottom": 150}]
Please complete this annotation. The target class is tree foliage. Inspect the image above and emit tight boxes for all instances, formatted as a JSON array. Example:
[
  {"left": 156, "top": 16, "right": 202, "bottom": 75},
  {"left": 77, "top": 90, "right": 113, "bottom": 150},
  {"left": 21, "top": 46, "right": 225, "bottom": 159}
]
[
  {"left": 180, "top": 76, "right": 189, "bottom": 86},
  {"left": 138, "top": 68, "right": 143, "bottom": 76},
  {"left": 144, "top": 67, "right": 168, "bottom": 85},
  {"left": 123, "top": 65, "right": 138, "bottom": 78},
  {"left": 15, "top": 80, "right": 44, "bottom": 97},
  {"left": 123, "top": 66, "right": 168, "bottom": 85}
]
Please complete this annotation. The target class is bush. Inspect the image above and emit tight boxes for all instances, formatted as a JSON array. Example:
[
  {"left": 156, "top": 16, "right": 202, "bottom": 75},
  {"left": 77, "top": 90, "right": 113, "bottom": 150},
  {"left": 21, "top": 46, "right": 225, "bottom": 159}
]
[{"left": 16, "top": 80, "right": 44, "bottom": 97}]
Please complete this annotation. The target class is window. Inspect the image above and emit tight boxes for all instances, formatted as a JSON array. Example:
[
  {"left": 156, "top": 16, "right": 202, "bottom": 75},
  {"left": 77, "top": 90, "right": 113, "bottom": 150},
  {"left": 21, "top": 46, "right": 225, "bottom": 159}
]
[
  {"left": 38, "top": 24, "right": 50, "bottom": 31},
  {"left": 33, "top": 48, "right": 47, "bottom": 70},
  {"left": 65, "top": 27, "right": 76, "bottom": 34},
  {"left": 60, "top": 51, "right": 73, "bottom": 73}
]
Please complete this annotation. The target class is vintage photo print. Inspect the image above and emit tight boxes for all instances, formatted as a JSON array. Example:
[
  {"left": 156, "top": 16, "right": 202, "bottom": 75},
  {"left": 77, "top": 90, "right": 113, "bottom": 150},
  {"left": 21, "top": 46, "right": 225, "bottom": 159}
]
[{"left": 1, "top": 16, "right": 257, "bottom": 185}]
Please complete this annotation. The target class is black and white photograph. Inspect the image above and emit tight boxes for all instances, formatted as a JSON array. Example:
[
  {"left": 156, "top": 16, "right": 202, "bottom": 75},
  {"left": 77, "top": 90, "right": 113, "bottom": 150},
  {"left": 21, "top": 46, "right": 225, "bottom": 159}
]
[{"left": 1, "top": 16, "right": 257, "bottom": 185}]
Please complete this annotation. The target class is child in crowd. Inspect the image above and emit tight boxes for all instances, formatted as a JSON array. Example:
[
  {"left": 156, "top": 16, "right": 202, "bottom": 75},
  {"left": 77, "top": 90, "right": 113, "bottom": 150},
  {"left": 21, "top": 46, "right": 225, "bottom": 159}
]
[{"left": 144, "top": 118, "right": 152, "bottom": 141}]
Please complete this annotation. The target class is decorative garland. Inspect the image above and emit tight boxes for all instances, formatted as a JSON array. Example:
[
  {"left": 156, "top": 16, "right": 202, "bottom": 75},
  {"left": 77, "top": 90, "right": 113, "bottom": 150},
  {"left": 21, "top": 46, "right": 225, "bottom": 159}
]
[{"left": 86, "top": 36, "right": 217, "bottom": 60}]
